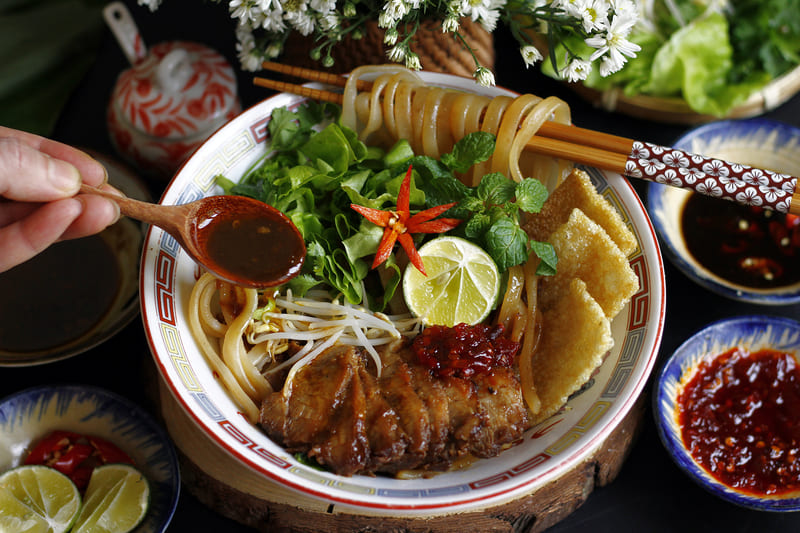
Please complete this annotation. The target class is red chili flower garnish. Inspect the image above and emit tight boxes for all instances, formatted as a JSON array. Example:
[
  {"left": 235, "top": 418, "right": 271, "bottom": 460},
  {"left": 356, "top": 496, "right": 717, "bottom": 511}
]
[{"left": 350, "top": 165, "right": 462, "bottom": 276}]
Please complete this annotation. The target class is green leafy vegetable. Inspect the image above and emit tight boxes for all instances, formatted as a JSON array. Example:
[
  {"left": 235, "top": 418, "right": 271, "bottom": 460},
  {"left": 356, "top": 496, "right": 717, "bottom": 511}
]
[
  {"left": 217, "top": 104, "right": 556, "bottom": 312},
  {"left": 543, "top": 0, "right": 800, "bottom": 116}
]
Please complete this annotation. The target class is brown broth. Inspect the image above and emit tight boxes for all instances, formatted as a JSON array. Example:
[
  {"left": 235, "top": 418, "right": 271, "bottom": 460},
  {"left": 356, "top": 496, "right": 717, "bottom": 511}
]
[
  {"left": 681, "top": 193, "right": 800, "bottom": 289},
  {"left": 199, "top": 210, "right": 305, "bottom": 286},
  {"left": 0, "top": 235, "right": 121, "bottom": 353}
]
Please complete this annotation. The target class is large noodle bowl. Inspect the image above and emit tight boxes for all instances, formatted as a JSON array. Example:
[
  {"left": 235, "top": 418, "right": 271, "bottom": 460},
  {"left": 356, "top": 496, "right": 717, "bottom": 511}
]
[{"left": 182, "top": 66, "right": 641, "bottom": 478}]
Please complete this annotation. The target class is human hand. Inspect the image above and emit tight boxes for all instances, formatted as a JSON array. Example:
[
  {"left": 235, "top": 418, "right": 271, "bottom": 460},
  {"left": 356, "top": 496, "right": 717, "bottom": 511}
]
[{"left": 0, "top": 126, "right": 121, "bottom": 272}]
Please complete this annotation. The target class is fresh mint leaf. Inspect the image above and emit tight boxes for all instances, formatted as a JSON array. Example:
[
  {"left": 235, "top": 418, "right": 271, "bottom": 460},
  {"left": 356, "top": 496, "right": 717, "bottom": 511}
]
[
  {"left": 515, "top": 178, "right": 549, "bottom": 213},
  {"left": 440, "top": 132, "right": 496, "bottom": 173},
  {"left": 484, "top": 218, "right": 530, "bottom": 272},
  {"left": 531, "top": 240, "right": 557, "bottom": 276},
  {"left": 464, "top": 212, "right": 491, "bottom": 240},
  {"left": 477, "top": 173, "right": 516, "bottom": 205}
]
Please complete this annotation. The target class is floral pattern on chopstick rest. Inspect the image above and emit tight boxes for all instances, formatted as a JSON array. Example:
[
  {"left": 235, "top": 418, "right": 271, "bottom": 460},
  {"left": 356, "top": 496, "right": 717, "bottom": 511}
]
[{"left": 624, "top": 141, "right": 797, "bottom": 213}]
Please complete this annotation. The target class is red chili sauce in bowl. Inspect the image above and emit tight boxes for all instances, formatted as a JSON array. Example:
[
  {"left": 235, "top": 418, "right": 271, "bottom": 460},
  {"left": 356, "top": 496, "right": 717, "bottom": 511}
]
[
  {"left": 677, "top": 347, "right": 800, "bottom": 496},
  {"left": 681, "top": 194, "right": 800, "bottom": 289}
]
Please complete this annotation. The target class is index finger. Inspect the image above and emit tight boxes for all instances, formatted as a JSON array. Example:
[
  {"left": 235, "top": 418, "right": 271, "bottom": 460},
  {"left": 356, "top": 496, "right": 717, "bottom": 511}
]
[{"left": 0, "top": 127, "right": 108, "bottom": 193}]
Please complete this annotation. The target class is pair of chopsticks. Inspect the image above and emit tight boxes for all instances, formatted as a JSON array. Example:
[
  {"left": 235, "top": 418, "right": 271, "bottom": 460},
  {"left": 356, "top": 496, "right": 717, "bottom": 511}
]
[{"left": 255, "top": 62, "right": 800, "bottom": 216}]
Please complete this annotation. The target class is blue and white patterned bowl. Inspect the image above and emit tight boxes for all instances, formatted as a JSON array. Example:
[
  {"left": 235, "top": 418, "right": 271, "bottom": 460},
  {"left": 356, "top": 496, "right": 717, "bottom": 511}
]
[
  {"left": 0, "top": 385, "right": 180, "bottom": 531},
  {"left": 647, "top": 118, "right": 800, "bottom": 305},
  {"left": 653, "top": 315, "right": 800, "bottom": 511}
]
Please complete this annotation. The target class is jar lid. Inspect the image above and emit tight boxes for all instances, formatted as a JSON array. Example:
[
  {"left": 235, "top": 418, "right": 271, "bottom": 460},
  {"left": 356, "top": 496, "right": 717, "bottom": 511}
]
[{"left": 110, "top": 41, "right": 239, "bottom": 140}]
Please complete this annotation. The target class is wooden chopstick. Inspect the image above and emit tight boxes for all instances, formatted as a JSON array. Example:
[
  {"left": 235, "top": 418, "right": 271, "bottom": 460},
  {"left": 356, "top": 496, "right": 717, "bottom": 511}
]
[{"left": 254, "top": 63, "right": 800, "bottom": 215}]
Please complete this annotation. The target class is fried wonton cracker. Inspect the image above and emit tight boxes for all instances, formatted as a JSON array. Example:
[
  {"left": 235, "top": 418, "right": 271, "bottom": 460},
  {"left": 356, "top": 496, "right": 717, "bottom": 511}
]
[
  {"left": 539, "top": 208, "right": 639, "bottom": 320},
  {"left": 525, "top": 169, "right": 637, "bottom": 257},
  {"left": 530, "top": 277, "right": 613, "bottom": 424}
]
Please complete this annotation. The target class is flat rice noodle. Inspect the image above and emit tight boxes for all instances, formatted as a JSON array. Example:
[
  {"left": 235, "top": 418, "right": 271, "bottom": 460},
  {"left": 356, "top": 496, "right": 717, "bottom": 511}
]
[
  {"left": 394, "top": 80, "right": 417, "bottom": 146},
  {"left": 509, "top": 96, "right": 571, "bottom": 189},
  {"left": 471, "top": 95, "right": 513, "bottom": 185},
  {"left": 359, "top": 73, "right": 392, "bottom": 142},
  {"left": 383, "top": 72, "right": 423, "bottom": 140},
  {"left": 435, "top": 91, "right": 459, "bottom": 155},
  {"left": 342, "top": 65, "right": 408, "bottom": 134},
  {"left": 491, "top": 94, "right": 542, "bottom": 178},
  {"left": 421, "top": 88, "right": 446, "bottom": 159}
]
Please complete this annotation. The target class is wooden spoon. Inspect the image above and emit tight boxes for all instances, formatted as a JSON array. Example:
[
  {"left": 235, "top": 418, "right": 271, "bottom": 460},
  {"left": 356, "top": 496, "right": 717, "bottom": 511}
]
[{"left": 81, "top": 184, "right": 305, "bottom": 288}]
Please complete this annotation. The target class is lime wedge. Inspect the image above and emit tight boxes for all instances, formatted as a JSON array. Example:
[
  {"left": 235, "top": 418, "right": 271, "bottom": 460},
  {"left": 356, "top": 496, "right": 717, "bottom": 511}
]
[
  {"left": 0, "top": 465, "right": 82, "bottom": 533},
  {"left": 403, "top": 236, "right": 500, "bottom": 327},
  {"left": 73, "top": 464, "right": 150, "bottom": 533}
]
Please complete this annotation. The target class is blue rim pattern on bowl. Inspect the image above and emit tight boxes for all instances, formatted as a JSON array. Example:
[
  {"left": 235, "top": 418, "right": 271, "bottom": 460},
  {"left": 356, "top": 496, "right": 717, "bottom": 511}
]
[
  {"left": 647, "top": 118, "right": 800, "bottom": 305},
  {"left": 0, "top": 385, "right": 180, "bottom": 532},
  {"left": 653, "top": 315, "right": 800, "bottom": 511}
]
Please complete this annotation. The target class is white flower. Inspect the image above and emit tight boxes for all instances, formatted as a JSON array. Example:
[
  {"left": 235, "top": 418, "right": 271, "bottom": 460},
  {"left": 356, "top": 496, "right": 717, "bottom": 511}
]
[
  {"left": 442, "top": 16, "right": 460, "bottom": 33},
  {"left": 310, "top": 0, "right": 336, "bottom": 14},
  {"left": 405, "top": 52, "right": 422, "bottom": 70},
  {"left": 384, "top": 28, "right": 399, "bottom": 45},
  {"left": 387, "top": 45, "right": 407, "bottom": 62},
  {"left": 137, "top": 0, "right": 161, "bottom": 11},
  {"left": 662, "top": 150, "right": 689, "bottom": 169},
  {"left": 319, "top": 13, "right": 339, "bottom": 31},
  {"left": 475, "top": 66, "right": 496, "bottom": 86},
  {"left": 229, "top": 0, "right": 262, "bottom": 23},
  {"left": 702, "top": 159, "right": 729, "bottom": 177},
  {"left": 696, "top": 178, "right": 722, "bottom": 197},
  {"left": 284, "top": 1, "right": 315, "bottom": 36},
  {"left": 235, "top": 26, "right": 263, "bottom": 71},
  {"left": 520, "top": 45, "right": 543, "bottom": 67},
  {"left": 563, "top": 58, "right": 592, "bottom": 82},
  {"left": 262, "top": 7, "right": 286, "bottom": 32},
  {"left": 736, "top": 188, "right": 763, "bottom": 206},
  {"left": 585, "top": 12, "right": 640, "bottom": 69}
]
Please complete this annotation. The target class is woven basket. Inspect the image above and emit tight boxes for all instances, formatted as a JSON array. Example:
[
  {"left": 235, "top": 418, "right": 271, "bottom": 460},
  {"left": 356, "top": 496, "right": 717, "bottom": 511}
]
[
  {"left": 569, "top": 63, "right": 800, "bottom": 125},
  {"left": 280, "top": 18, "right": 494, "bottom": 78}
]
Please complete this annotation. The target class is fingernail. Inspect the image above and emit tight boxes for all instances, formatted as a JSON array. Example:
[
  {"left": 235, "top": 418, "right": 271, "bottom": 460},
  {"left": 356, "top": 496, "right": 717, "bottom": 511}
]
[{"left": 50, "top": 159, "right": 82, "bottom": 193}]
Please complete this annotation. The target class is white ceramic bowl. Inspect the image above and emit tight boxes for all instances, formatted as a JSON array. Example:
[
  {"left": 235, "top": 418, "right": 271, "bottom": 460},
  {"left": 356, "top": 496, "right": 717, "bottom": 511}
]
[
  {"left": 653, "top": 315, "right": 800, "bottom": 511},
  {"left": 141, "top": 72, "right": 666, "bottom": 514},
  {"left": 647, "top": 118, "right": 800, "bottom": 305},
  {"left": 0, "top": 385, "right": 180, "bottom": 531}
]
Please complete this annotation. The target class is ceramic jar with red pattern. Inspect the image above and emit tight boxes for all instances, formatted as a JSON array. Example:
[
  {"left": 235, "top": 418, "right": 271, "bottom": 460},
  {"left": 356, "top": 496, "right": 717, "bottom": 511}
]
[{"left": 107, "top": 40, "right": 241, "bottom": 179}]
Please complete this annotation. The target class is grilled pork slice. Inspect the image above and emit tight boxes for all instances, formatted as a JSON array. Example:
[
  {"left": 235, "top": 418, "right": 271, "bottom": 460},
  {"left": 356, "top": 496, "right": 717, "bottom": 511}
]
[{"left": 258, "top": 341, "right": 529, "bottom": 476}]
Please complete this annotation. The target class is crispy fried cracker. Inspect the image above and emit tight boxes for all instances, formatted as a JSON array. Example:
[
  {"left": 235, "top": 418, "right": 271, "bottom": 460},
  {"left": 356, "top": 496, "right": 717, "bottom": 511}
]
[
  {"left": 525, "top": 169, "right": 637, "bottom": 257},
  {"left": 540, "top": 208, "right": 639, "bottom": 320},
  {"left": 530, "top": 278, "right": 613, "bottom": 424}
]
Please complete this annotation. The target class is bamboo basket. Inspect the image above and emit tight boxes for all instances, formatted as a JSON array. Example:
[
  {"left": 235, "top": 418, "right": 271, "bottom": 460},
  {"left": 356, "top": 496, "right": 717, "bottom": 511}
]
[
  {"left": 567, "top": 63, "right": 800, "bottom": 125},
  {"left": 279, "top": 18, "right": 494, "bottom": 78}
]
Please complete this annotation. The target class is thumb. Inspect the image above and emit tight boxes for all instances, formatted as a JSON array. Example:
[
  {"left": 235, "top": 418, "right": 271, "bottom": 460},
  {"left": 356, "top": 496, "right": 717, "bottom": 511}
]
[{"left": 0, "top": 137, "right": 81, "bottom": 201}]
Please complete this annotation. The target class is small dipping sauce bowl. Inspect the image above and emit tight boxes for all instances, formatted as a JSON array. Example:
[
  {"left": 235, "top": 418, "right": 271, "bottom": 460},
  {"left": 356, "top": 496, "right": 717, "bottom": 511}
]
[
  {"left": 647, "top": 118, "right": 800, "bottom": 305},
  {"left": 654, "top": 315, "right": 800, "bottom": 511},
  {"left": 0, "top": 385, "right": 180, "bottom": 531},
  {"left": 0, "top": 152, "right": 149, "bottom": 366}
]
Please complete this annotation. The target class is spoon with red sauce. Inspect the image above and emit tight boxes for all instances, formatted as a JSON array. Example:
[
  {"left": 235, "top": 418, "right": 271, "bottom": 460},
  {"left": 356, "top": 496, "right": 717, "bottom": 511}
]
[{"left": 80, "top": 184, "right": 305, "bottom": 288}]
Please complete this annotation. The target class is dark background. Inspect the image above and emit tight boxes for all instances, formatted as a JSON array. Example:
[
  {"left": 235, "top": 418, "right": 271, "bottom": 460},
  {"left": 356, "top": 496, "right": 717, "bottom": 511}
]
[{"left": 5, "top": 0, "right": 800, "bottom": 530}]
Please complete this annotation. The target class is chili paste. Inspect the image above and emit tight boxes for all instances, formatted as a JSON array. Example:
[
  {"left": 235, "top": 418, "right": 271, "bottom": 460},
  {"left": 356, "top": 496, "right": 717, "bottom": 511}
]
[
  {"left": 411, "top": 323, "right": 519, "bottom": 379},
  {"left": 677, "top": 347, "right": 800, "bottom": 496}
]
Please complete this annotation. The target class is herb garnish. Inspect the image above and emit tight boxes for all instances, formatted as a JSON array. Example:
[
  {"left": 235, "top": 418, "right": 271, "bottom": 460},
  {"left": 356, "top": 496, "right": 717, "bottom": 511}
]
[{"left": 217, "top": 102, "right": 556, "bottom": 311}]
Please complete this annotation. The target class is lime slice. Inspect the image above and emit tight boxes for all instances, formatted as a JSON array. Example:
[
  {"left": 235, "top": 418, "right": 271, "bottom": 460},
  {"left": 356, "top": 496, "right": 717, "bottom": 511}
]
[
  {"left": 73, "top": 464, "right": 150, "bottom": 533},
  {"left": 0, "top": 465, "right": 82, "bottom": 533},
  {"left": 403, "top": 236, "right": 500, "bottom": 327}
]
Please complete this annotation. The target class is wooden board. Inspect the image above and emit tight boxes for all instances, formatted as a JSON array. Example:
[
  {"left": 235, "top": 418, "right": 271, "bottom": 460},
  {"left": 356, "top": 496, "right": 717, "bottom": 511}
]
[{"left": 157, "top": 378, "right": 646, "bottom": 532}]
